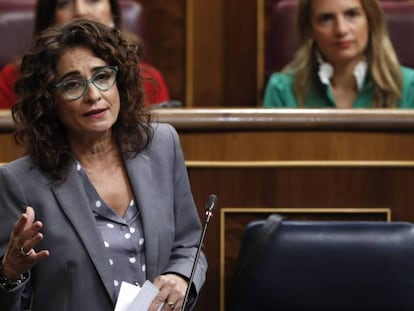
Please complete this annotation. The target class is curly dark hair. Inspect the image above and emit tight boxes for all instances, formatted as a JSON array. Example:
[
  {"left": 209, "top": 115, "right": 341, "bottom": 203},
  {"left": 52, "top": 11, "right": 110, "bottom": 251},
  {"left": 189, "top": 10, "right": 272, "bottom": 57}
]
[{"left": 12, "top": 19, "right": 153, "bottom": 181}]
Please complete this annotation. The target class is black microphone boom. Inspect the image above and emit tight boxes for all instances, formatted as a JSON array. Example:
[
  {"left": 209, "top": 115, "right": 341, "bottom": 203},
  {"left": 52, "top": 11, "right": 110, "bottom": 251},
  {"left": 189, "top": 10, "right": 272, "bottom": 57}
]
[{"left": 181, "top": 194, "right": 217, "bottom": 311}]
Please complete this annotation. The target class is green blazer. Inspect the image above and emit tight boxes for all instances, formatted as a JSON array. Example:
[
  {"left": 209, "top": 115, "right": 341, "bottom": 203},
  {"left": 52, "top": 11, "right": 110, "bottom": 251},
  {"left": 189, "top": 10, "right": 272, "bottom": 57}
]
[{"left": 263, "top": 66, "right": 414, "bottom": 108}]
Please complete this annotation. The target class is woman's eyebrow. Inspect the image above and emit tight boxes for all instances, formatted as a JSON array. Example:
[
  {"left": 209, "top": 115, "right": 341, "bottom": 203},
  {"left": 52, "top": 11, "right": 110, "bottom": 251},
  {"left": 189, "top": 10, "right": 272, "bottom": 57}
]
[
  {"left": 57, "top": 66, "right": 109, "bottom": 81},
  {"left": 57, "top": 70, "right": 81, "bottom": 82}
]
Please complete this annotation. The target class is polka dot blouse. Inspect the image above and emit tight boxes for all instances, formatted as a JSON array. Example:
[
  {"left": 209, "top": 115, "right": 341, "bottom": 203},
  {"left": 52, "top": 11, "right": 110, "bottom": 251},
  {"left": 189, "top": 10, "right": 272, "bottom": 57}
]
[{"left": 76, "top": 162, "right": 146, "bottom": 296}]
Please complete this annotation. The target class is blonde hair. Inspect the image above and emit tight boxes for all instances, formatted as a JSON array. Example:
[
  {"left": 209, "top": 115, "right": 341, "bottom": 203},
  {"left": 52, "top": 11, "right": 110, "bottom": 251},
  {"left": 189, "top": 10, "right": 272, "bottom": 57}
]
[{"left": 285, "top": 0, "right": 403, "bottom": 107}]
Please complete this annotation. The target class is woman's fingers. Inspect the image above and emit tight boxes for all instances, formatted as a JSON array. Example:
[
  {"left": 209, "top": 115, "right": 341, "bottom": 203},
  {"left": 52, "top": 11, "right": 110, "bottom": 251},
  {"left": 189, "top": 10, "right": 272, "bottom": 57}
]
[
  {"left": 2, "top": 206, "right": 49, "bottom": 279},
  {"left": 11, "top": 206, "right": 38, "bottom": 238},
  {"left": 150, "top": 274, "right": 188, "bottom": 311},
  {"left": 24, "top": 206, "right": 35, "bottom": 227}
]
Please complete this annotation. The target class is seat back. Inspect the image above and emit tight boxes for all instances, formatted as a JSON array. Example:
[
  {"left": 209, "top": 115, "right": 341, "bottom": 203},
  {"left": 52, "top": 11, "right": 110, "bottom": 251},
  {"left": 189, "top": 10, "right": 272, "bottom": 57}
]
[
  {"left": 265, "top": 0, "right": 298, "bottom": 82},
  {"left": 265, "top": 0, "right": 414, "bottom": 81},
  {"left": 0, "top": 1, "right": 35, "bottom": 68},
  {"left": 0, "top": 0, "right": 145, "bottom": 69},
  {"left": 382, "top": 1, "right": 414, "bottom": 69},
  {"left": 230, "top": 218, "right": 414, "bottom": 310}
]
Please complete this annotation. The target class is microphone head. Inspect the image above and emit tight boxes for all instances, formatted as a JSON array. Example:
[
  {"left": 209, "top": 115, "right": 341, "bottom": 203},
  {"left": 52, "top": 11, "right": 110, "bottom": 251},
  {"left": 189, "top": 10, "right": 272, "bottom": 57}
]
[{"left": 205, "top": 194, "right": 217, "bottom": 212}]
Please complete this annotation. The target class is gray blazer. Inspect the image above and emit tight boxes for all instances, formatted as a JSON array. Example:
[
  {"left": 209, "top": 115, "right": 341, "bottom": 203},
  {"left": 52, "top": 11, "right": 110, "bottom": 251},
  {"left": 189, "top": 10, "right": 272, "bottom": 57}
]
[{"left": 0, "top": 123, "right": 207, "bottom": 311}]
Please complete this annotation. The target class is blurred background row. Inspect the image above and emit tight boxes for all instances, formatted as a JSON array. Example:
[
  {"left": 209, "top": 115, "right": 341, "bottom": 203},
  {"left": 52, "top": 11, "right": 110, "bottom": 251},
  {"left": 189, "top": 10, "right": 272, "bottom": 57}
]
[{"left": 2, "top": 0, "right": 414, "bottom": 108}]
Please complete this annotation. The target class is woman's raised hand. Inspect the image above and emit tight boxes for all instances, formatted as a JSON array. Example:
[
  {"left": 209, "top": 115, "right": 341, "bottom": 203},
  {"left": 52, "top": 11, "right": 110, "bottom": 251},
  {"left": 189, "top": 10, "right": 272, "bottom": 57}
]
[{"left": 1, "top": 206, "right": 49, "bottom": 280}]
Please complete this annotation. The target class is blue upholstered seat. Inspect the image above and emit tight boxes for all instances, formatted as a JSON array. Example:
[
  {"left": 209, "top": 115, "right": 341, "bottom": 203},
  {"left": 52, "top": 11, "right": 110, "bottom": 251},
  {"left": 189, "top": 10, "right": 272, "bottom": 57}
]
[{"left": 230, "top": 218, "right": 414, "bottom": 310}]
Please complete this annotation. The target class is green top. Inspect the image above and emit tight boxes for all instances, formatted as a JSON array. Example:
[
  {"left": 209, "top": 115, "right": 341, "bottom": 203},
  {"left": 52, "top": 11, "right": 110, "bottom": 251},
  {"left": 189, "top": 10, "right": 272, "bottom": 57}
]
[{"left": 263, "top": 66, "right": 414, "bottom": 108}]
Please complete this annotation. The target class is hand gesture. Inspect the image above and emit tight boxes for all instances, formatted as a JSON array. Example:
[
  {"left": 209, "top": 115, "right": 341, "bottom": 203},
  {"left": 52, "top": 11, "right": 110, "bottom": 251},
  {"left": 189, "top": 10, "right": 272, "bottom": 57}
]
[{"left": 1, "top": 206, "right": 49, "bottom": 280}]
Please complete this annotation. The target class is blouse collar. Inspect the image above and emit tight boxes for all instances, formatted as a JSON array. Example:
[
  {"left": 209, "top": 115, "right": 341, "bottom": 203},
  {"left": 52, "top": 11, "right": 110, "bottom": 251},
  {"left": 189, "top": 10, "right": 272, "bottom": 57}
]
[{"left": 316, "top": 51, "right": 367, "bottom": 91}]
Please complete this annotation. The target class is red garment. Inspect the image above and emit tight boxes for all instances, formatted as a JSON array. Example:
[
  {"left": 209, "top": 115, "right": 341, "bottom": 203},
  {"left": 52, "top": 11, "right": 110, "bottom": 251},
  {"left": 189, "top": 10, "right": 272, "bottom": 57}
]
[
  {"left": 0, "top": 62, "right": 170, "bottom": 109},
  {"left": 0, "top": 64, "right": 16, "bottom": 109},
  {"left": 140, "top": 62, "right": 170, "bottom": 105}
]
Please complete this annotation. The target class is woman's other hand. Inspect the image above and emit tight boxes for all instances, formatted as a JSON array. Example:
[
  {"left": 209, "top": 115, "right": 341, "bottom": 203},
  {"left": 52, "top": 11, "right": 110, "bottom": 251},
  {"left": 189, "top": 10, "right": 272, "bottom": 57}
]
[{"left": 149, "top": 273, "right": 189, "bottom": 311}]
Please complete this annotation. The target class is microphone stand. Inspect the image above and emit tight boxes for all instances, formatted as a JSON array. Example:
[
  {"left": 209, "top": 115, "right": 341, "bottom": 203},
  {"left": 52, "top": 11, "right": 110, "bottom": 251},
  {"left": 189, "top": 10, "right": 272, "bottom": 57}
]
[{"left": 181, "top": 194, "right": 217, "bottom": 311}]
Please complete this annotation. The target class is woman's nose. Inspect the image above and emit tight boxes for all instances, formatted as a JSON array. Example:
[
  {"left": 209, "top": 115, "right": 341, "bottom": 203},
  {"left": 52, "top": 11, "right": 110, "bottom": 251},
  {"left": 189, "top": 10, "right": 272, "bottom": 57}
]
[
  {"left": 83, "top": 82, "right": 102, "bottom": 103},
  {"left": 335, "top": 16, "right": 349, "bottom": 35}
]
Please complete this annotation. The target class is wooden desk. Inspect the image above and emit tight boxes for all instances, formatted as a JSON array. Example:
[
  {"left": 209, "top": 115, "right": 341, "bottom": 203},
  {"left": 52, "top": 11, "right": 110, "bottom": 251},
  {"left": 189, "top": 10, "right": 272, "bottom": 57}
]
[
  {"left": 2, "top": 108, "right": 414, "bottom": 310},
  {"left": 0, "top": 110, "right": 23, "bottom": 162}
]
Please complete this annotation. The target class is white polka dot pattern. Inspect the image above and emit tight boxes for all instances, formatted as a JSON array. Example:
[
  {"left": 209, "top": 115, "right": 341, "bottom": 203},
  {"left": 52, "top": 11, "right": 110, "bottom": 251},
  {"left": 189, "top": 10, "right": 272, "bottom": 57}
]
[{"left": 79, "top": 173, "right": 147, "bottom": 294}]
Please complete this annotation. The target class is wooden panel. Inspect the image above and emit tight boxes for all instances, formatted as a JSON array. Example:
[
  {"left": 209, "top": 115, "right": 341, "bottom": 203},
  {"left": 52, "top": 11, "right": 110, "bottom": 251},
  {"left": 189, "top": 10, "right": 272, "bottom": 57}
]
[
  {"left": 0, "top": 134, "right": 23, "bottom": 162},
  {"left": 186, "top": 0, "right": 258, "bottom": 107},
  {"left": 0, "top": 110, "right": 23, "bottom": 162},
  {"left": 223, "top": 0, "right": 258, "bottom": 106},
  {"left": 178, "top": 131, "right": 414, "bottom": 161},
  {"left": 186, "top": 0, "right": 224, "bottom": 106}
]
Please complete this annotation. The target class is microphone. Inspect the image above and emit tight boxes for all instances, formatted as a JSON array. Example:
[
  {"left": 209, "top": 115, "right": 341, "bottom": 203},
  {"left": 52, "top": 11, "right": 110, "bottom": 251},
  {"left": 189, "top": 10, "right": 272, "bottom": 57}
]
[{"left": 181, "top": 194, "right": 217, "bottom": 311}]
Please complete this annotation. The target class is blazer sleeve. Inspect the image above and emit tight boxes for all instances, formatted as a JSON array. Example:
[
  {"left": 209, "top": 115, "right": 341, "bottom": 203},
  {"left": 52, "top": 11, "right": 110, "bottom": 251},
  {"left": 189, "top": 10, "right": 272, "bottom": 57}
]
[
  {"left": 262, "top": 72, "right": 298, "bottom": 108},
  {"left": 161, "top": 124, "right": 207, "bottom": 305}
]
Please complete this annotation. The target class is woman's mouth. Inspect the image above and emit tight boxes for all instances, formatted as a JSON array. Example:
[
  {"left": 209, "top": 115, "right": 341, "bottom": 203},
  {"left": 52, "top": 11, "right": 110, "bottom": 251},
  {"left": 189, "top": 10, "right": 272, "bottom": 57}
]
[
  {"left": 83, "top": 108, "right": 107, "bottom": 118},
  {"left": 336, "top": 41, "right": 353, "bottom": 49}
]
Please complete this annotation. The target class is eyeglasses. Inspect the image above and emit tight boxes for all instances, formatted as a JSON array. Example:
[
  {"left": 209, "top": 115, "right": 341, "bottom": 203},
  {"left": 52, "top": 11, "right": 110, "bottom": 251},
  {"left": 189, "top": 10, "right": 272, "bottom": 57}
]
[{"left": 50, "top": 66, "right": 119, "bottom": 101}]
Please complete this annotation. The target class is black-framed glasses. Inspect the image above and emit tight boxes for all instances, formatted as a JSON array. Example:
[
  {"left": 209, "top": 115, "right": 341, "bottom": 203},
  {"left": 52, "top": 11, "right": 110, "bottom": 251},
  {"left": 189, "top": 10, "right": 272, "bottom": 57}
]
[{"left": 50, "top": 65, "right": 119, "bottom": 101}]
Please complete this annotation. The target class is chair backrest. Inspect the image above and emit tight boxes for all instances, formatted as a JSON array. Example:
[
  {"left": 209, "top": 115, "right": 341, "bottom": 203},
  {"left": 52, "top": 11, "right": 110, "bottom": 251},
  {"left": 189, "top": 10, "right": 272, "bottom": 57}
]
[
  {"left": 230, "top": 218, "right": 414, "bottom": 311},
  {"left": 265, "top": 0, "right": 414, "bottom": 81},
  {"left": 382, "top": 1, "right": 414, "bottom": 69},
  {"left": 0, "top": 0, "right": 145, "bottom": 69},
  {"left": 0, "top": 1, "right": 35, "bottom": 68},
  {"left": 264, "top": 0, "right": 298, "bottom": 82}
]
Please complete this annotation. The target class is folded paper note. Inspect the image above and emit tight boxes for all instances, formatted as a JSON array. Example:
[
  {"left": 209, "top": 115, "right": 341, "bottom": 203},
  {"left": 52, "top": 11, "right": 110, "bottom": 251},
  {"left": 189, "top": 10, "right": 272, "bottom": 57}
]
[{"left": 114, "top": 280, "right": 163, "bottom": 311}]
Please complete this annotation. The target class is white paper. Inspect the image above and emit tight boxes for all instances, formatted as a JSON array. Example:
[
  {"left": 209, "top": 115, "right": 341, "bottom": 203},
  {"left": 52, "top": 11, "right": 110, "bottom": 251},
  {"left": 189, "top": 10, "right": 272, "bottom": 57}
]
[
  {"left": 114, "top": 280, "right": 163, "bottom": 311},
  {"left": 114, "top": 282, "right": 141, "bottom": 311}
]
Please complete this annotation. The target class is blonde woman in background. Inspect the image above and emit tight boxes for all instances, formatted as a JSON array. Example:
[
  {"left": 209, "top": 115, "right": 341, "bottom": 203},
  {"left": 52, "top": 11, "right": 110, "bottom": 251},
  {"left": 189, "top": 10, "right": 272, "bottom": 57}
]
[{"left": 263, "top": 0, "right": 414, "bottom": 108}]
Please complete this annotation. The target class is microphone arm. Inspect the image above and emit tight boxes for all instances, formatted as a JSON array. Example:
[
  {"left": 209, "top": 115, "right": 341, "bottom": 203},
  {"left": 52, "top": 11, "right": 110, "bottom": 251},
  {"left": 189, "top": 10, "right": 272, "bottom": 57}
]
[{"left": 181, "top": 194, "right": 217, "bottom": 311}]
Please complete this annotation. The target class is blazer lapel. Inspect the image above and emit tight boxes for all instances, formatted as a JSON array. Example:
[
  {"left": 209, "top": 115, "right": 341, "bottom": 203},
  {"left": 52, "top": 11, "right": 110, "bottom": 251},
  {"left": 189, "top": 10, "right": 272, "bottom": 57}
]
[
  {"left": 124, "top": 154, "right": 160, "bottom": 281},
  {"left": 51, "top": 166, "right": 116, "bottom": 302}
]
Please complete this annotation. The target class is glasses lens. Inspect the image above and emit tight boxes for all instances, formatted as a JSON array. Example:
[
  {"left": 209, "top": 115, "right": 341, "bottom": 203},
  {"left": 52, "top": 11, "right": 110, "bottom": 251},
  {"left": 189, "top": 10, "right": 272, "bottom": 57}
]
[
  {"left": 61, "top": 80, "right": 85, "bottom": 99},
  {"left": 93, "top": 67, "right": 117, "bottom": 91}
]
